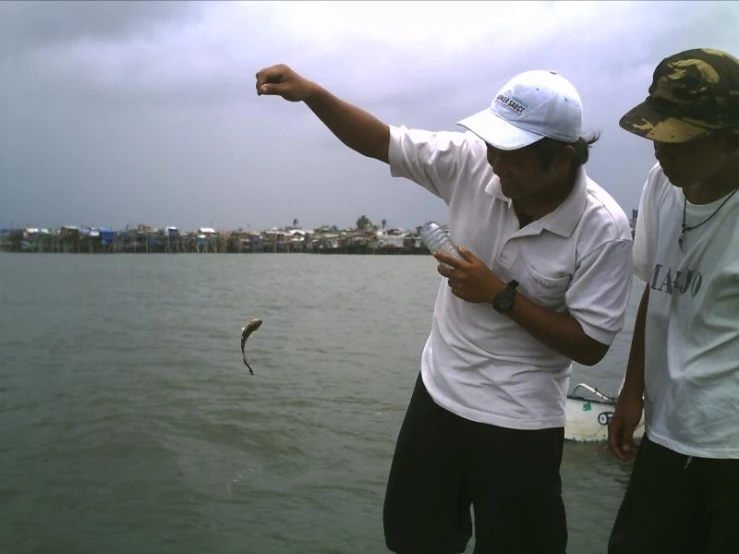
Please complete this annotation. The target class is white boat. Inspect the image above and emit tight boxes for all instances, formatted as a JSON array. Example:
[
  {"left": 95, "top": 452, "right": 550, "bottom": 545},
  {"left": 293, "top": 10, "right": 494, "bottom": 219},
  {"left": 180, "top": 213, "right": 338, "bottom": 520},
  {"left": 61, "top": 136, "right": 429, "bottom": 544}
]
[{"left": 565, "top": 383, "right": 645, "bottom": 443}]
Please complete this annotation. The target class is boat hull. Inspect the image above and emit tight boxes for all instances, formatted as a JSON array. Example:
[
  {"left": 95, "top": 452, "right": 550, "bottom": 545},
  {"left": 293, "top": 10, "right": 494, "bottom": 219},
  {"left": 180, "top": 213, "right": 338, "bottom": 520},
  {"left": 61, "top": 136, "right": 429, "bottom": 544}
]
[{"left": 565, "top": 395, "right": 645, "bottom": 443}]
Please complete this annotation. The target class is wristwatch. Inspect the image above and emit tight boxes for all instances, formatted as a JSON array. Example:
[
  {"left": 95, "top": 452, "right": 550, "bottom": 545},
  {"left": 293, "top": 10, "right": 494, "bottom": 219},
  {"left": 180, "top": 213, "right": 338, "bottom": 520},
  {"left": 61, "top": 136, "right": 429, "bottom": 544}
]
[{"left": 492, "top": 280, "right": 519, "bottom": 313}]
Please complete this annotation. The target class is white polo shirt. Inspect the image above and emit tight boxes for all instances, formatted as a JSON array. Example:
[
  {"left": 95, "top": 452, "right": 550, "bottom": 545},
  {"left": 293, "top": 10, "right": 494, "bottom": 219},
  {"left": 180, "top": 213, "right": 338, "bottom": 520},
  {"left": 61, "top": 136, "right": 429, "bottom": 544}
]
[
  {"left": 633, "top": 163, "right": 739, "bottom": 458},
  {"left": 389, "top": 125, "right": 634, "bottom": 430}
]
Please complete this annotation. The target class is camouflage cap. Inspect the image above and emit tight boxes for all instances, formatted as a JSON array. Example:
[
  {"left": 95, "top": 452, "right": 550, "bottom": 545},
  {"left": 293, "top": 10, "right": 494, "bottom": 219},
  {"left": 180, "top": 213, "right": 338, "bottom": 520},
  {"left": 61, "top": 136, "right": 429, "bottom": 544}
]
[{"left": 619, "top": 48, "right": 739, "bottom": 143}]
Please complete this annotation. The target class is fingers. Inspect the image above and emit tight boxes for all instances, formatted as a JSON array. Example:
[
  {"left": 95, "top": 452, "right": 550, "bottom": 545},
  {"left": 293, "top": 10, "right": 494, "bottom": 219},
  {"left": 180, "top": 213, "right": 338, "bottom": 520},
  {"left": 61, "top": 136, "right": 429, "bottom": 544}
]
[
  {"left": 608, "top": 420, "right": 626, "bottom": 461},
  {"left": 258, "top": 81, "right": 289, "bottom": 97},
  {"left": 255, "top": 65, "right": 288, "bottom": 95},
  {"left": 439, "top": 266, "right": 461, "bottom": 299},
  {"left": 448, "top": 279, "right": 462, "bottom": 297},
  {"left": 622, "top": 435, "right": 636, "bottom": 459},
  {"left": 608, "top": 418, "right": 636, "bottom": 462},
  {"left": 433, "top": 252, "right": 470, "bottom": 271},
  {"left": 457, "top": 246, "right": 477, "bottom": 263},
  {"left": 436, "top": 263, "right": 455, "bottom": 278}
]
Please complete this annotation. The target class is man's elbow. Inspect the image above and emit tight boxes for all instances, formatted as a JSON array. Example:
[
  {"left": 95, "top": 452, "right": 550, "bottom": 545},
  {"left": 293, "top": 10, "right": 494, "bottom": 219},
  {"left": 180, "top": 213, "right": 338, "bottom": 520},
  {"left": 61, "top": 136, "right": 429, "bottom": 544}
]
[
  {"left": 574, "top": 340, "right": 610, "bottom": 367},
  {"left": 367, "top": 126, "right": 391, "bottom": 163}
]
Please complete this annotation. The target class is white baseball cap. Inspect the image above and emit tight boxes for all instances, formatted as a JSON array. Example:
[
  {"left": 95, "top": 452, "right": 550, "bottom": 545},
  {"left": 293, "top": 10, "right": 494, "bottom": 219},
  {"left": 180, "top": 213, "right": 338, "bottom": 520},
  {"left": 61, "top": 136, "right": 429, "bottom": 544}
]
[{"left": 457, "top": 69, "right": 583, "bottom": 151}]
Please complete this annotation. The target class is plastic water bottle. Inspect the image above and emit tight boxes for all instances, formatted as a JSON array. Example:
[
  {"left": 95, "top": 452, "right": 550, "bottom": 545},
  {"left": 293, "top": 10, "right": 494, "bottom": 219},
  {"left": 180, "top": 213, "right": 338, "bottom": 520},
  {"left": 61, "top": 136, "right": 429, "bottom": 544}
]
[{"left": 420, "top": 222, "right": 464, "bottom": 263}]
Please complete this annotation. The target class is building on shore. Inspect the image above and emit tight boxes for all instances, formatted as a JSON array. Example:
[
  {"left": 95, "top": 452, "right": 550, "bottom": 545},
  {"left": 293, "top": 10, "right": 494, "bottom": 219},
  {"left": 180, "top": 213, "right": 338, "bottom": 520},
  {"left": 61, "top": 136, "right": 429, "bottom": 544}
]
[{"left": 0, "top": 223, "right": 431, "bottom": 255}]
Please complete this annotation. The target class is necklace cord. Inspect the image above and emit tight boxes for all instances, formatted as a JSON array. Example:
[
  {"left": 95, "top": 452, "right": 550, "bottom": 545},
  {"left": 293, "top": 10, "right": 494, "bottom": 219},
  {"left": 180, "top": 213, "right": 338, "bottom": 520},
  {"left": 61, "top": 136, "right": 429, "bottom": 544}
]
[{"left": 679, "top": 187, "right": 739, "bottom": 251}]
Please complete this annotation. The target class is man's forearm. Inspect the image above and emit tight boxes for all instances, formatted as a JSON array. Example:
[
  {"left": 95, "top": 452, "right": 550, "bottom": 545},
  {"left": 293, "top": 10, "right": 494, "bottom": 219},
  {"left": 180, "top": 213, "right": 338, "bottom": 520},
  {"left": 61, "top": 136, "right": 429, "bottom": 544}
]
[
  {"left": 304, "top": 85, "right": 390, "bottom": 163},
  {"left": 620, "top": 285, "right": 648, "bottom": 397},
  {"left": 505, "top": 292, "right": 609, "bottom": 366}
]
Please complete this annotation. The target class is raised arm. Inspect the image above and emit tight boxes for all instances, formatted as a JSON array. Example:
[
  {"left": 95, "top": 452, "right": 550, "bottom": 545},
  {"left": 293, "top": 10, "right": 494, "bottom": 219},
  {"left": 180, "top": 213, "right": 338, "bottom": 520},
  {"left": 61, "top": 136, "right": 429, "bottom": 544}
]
[{"left": 256, "top": 64, "right": 390, "bottom": 163}]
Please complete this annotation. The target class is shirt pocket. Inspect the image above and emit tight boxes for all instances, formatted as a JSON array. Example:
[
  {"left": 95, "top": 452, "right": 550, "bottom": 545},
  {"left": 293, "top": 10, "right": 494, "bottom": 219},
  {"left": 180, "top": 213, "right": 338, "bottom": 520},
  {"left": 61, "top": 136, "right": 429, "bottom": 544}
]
[{"left": 522, "top": 265, "right": 571, "bottom": 310}]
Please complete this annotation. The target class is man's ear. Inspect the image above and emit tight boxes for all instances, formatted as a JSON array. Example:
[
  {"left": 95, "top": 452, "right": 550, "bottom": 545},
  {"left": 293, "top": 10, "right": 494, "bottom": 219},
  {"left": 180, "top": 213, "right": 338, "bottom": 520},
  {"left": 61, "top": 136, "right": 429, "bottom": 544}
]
[{"left": 555, "top": 144, "right": 575, "bottom": 170}]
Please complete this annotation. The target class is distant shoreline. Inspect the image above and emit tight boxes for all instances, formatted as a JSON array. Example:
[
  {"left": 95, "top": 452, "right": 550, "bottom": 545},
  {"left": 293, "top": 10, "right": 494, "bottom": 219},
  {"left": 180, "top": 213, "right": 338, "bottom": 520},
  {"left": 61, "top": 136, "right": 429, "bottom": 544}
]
[
  {"left": 0, "top": 224, "right": 433, "bottom": 255},
  {"left": 0, "top": 248, "right": 430, "bottom": 255}
]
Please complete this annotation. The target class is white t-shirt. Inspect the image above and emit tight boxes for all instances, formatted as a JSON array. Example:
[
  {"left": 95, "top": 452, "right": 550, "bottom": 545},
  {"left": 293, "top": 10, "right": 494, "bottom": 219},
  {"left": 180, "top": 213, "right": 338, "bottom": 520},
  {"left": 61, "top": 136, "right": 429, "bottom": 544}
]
[
  {"left": 633, "top": 163, "right": 739, "bottom": 458},
  {"left": 389, "top": 125, "right": 634, "bottom": 430}
]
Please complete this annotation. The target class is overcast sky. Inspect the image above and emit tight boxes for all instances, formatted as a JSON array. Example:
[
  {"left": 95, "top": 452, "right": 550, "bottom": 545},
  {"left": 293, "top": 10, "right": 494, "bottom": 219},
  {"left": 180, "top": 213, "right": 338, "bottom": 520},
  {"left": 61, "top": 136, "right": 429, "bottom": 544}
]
[{"left": 1, "top": 1, "right": 738, "bottom": 231}]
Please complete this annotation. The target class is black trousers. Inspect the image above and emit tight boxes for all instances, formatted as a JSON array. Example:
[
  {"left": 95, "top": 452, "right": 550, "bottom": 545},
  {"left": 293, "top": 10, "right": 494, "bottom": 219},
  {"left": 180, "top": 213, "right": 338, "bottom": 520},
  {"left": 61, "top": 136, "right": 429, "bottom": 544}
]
[
  {"left": 383, "top": 373, "right": 567, "bottom": 554},
  {"left": 609, "top": 434, "right": 739, "bottom": 554}
]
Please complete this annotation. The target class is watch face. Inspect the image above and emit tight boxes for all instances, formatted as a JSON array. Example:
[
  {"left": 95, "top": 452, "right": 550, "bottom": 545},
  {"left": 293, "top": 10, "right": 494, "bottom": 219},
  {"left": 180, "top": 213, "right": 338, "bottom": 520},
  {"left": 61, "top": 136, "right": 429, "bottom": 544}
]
[
  {"left": 496, "top": 293, "right": 513, "bottom": 311},
  {"left": 494, "top": 283, "right": 516, "bottom": 313}
]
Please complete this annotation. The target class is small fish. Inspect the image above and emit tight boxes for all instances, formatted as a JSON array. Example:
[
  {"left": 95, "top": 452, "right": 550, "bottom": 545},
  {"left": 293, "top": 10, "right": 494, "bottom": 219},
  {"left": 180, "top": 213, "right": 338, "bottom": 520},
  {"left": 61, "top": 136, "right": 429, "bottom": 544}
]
[{"left": 240, "top": 317, "right": 263, "bottom": 375}]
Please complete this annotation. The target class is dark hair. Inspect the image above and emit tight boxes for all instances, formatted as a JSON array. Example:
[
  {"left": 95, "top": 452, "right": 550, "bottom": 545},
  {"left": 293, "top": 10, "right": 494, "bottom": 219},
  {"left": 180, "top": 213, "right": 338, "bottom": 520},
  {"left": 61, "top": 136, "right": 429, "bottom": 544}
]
[{"left": 529, "top": 132, "right": 601, "bottom": 169}]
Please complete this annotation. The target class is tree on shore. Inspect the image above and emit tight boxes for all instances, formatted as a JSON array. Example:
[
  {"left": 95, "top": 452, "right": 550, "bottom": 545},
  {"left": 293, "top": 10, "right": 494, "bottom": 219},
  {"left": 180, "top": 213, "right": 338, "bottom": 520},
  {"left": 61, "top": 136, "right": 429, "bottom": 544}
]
[{"left": 356, "top": 215, "right": 372, "bottom": 230}]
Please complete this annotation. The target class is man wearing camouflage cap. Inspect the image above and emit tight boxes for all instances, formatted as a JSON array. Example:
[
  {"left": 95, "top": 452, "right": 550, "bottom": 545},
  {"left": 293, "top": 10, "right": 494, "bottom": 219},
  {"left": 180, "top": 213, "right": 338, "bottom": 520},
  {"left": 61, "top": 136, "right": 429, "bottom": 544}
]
[{"left": 608, "top": 48, "right": 739, "bottom": 553}]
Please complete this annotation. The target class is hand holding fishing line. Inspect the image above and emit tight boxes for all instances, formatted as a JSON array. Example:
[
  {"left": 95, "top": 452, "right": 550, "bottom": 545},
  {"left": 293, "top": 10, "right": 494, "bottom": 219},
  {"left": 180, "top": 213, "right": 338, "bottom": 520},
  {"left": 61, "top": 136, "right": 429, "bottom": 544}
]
[{"left": 256, "top": 64, "right": 316, "bottom": 102}]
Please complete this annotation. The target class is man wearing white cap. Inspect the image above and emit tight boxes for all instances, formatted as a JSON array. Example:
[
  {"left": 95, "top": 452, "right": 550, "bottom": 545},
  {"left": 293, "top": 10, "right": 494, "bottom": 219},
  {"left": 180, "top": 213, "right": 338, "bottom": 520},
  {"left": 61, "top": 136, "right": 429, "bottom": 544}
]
[{"left": 256, "top": 64, "right": 633, "bottom": 553}]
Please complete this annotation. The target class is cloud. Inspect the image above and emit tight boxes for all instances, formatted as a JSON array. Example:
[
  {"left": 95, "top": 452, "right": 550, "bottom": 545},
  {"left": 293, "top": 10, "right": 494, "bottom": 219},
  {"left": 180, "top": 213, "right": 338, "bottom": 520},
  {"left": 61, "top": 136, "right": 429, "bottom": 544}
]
[
  {"left": 0, "top": 1, "right": 201, "bottom": 57},
  {"left": 1, "top": 0, "right": 738, "bottom": 230}
]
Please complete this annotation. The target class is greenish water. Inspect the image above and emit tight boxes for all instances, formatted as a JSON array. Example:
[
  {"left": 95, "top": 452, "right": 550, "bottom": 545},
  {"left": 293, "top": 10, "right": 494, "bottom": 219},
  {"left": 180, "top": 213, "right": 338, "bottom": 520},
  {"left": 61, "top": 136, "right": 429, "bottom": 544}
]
[{"left": 0, "top": 253, "right": 640, "bottom": 553}]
